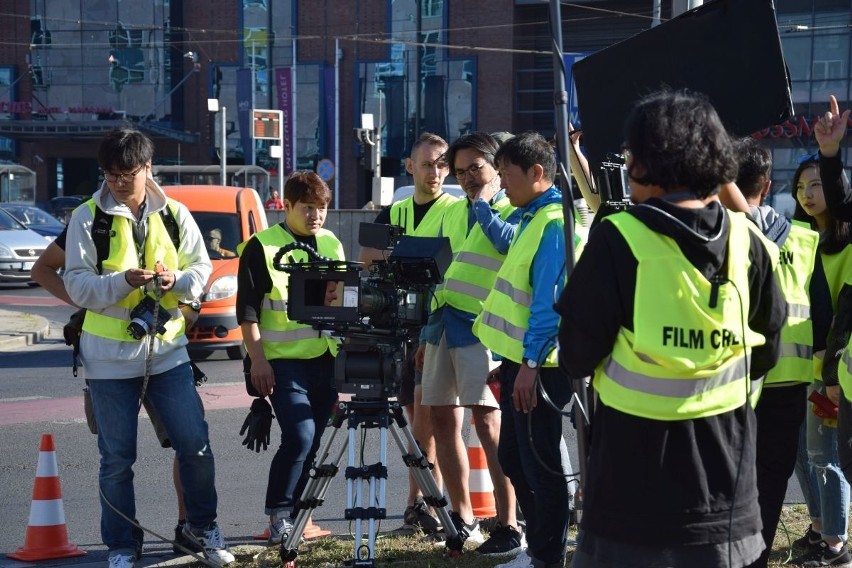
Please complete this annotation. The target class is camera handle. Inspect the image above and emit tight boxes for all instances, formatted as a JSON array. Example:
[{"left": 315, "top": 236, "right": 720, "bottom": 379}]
[
  {"left": 280, "top": 399, "right": 463, "bottom": 567},
  {"left": 272, "top": 241, "right": 362, "bottom": 273}
]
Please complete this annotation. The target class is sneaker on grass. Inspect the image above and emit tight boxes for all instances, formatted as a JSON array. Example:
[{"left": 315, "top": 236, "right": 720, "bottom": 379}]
[
  {"left": 403, "top": 499, "right": 441, "bottom": 533},
  {"left": 793, "top": 524, "right": 825, "bottom": 551},
  {"left": 173, "top": 520, "right": 204, "bottom": 555},
  {"left": 476, "top": 522, "right": 526, "bottom": 556},
  {"left": 268, "top": 516, "right": 294, "bottom": 546},
  {"left": 792, "top": 541, "right": 852, "bottom": 567},
  {"left": 182, "top": 522, "right": 235, "bottom": 566}
]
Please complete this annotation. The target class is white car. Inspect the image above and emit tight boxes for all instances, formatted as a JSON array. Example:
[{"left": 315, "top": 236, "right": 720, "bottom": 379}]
[{"left": 0, "top": 207, "right": 49, "bottom": 284}]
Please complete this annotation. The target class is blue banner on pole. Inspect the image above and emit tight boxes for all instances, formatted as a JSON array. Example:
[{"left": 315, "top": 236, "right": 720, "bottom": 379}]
[
  {"left": 563, "top": 52, "right": 589, "bottom": 128},
  {"left": 236, "top": 68, "right": 254, "bottom": 166}
]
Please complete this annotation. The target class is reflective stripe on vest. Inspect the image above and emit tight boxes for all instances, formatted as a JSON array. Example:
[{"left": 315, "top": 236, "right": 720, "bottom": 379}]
[
  {"left": 474, "top": 203, "right": 566, "bottom": 366},
  {"left": 81, "top": 201, "right": 184, "bottom": 342},
  {"left": 438, "top": 197, "right": 515, "bottom": 314},
  {"left": 254, "top": 225, "right": 344, "bottom": 360},
  {"left": 766, "top": 223, "right": 818, "bottom": 386},
  {"left": 593, "top": 210, "right": 764, "bottom": 420}
]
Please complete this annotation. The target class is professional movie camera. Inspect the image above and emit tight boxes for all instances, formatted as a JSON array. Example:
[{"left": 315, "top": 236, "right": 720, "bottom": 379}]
[
  {"left": 274, "top": 222, "right": 451, "bottom": 399},
  {"left": 593, "top": 152, "right": 632, "bottom": 222}
]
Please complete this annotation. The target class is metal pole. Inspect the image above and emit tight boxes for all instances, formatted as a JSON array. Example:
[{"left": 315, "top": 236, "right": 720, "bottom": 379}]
[
  {"left": 548, "top": 0, "right": 588, "bottom": 514},
  {"left": 221, "top": 106, "right": 227, "bottom": 186},
  {"left": 292, "top": 38, "right": 298, "bottom": 172},
  {"left": 334, "top": 38, "right": 341, "bottom": 209},
  {"left": 251, "top": 41, "right": 257, "bottom": 167}
]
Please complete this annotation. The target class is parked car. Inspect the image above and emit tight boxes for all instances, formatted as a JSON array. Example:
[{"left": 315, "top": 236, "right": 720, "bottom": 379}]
[
  {"left": 0, "top": 207, "right": 49, "bottom": 284},
  {"left": 1, "top": 203, "right": 66, "bottom": 238},
  {"left": 162, "top": 185, "right": 268, "bottom": 359},
  {"left": 48, "top": 195, "right": 88, "bottom": 224}
]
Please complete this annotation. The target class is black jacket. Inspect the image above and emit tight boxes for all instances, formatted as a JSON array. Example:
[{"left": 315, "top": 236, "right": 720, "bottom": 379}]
[{"left": 556, "top": 198, "right": 785, "bottom": 547}]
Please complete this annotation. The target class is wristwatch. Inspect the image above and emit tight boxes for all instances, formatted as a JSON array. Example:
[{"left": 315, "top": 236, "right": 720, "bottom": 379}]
[
  {"left": 187, "top": 299, "right": 202, "bottom": 312},
  {"left": 523, "top": 358, "right": 538, "bottom": 369}
]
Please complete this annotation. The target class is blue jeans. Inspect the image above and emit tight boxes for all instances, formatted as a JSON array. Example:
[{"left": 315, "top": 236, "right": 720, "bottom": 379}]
[
  {"left": 265, "top": 353, "right": 337, "bottom": 517},
  {"left": 88, "top": 362, "right": 217, "bottom": 554},
  {"left": 498, "top": 361, "right": 573, "bottom": 566},
  {"left": 795, "top": 382, "right": 850, "bottom": 541}
]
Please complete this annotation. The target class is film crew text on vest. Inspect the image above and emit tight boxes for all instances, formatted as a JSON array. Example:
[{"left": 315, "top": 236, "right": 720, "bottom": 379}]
[{"left": 662, "top": 326, "right": 741, "bottom": 349}]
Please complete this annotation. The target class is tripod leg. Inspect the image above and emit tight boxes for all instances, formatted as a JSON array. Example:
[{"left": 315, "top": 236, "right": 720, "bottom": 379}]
[
  {"left": 280, "top": 417, "right": 347, "bottom": 564},
  {"left": 388, "top": 419, "right": 464, "bottom": 556}
]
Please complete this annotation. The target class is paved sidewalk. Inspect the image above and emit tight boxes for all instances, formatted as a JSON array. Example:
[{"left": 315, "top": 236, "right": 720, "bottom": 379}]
[{"left": 0, "top": 308, "right": 50, "bottom": 351}]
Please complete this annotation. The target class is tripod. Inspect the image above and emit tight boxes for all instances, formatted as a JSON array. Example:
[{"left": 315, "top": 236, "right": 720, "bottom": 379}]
[{"left": 279, "top": 398, "right": 463, "bottom": 567}]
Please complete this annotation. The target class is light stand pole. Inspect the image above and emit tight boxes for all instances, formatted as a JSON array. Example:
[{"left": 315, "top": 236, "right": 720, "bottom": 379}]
[{"left": 208, "top": 98, "right": 227, "bottom": 186}]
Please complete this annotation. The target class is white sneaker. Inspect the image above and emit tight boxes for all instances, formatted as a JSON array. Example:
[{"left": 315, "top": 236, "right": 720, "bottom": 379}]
[
  {"left": 182, "top": 522, "right": 235, "bottom": 566},
  {"left": 107, "top": 553, "right": 135, "bottom": 568},
  {"left": 494, "top": 549, "right": 534, "bottom": 568}
]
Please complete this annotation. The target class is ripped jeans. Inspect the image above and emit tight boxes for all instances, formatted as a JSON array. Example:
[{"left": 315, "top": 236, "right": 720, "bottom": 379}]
[{"left": 794, "top": 381, "right": 850, "bottom": 542}]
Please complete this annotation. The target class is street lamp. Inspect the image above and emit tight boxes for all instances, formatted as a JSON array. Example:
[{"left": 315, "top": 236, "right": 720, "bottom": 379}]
[{"left": 207, "top": 98, "right": 227, "bottom": 186}]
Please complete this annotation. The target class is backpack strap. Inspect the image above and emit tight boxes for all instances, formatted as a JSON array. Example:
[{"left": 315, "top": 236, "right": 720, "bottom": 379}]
[{"left": 91, "top": 201, "right": 182, "bottom": 274}]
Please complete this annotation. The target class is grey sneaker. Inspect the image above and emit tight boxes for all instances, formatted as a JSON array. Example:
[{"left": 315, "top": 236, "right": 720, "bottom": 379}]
[
  {"left": 107, "top": 553, "right": 135, "bottom": 568},
  {"left": 182, "top": 522, "right": 235, "bottom": 566},
  {"left": 403, "top": 500, "right": 440, "bottom": 534},
  {"left": 268, "top": 516, "right": 294, "bottom": 546}
]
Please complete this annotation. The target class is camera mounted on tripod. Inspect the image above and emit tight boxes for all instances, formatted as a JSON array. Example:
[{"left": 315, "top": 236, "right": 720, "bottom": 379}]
[{"left": 274, "top": 223, "right": 451, "bottom": 399}]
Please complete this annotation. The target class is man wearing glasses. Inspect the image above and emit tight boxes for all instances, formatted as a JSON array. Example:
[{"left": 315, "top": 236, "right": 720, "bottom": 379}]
[
  {"left": 420, "top": 132, "right": 523, "bottom": 554},
  {"left": 64, "top": 128, "right": 234, "bottom": 568}
]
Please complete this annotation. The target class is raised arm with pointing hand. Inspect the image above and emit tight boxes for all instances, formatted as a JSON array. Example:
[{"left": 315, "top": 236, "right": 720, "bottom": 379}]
[{"left": 815, "top": 95, "right": 851, "bottom": 158}]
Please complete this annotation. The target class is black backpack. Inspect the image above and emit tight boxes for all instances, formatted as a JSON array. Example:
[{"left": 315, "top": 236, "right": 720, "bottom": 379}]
[{"left": 90, "top": 201, "right": 181, "bottom": 274}]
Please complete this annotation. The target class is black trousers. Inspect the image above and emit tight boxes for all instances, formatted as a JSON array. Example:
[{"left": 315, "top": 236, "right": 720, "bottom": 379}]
[{"left": 746, "top": 383, "right": 807, "bottom": 568}]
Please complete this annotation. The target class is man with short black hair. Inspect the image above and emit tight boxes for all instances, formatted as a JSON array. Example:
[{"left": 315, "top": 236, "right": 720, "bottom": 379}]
[{"left": 64, "top": 128, "right": 232, "bottom": 568}]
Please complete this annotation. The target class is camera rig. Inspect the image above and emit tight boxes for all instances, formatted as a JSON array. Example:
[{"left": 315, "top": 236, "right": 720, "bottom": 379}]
[
  {"left": 272, "top": 224, "right": 451, "bottom": 400},
  {"left": 594, "top": 151, "right": 632, "bottom": 220}
]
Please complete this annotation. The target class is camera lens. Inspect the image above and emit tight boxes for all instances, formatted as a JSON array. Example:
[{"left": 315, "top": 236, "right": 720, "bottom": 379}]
[{"left": 127, "top": 319, "right": 148, "bottom": 340}]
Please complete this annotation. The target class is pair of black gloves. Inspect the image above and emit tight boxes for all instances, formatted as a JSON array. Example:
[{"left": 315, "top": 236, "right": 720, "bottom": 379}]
[{"left": 239, "top": 397, "right": 274, "bottom": 452}]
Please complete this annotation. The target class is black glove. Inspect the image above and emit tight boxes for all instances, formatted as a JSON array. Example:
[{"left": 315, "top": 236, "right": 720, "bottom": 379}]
[
  {"left": 190, "top": 361, "right": 208, "bottom": 386},
  {"left": 239, "top": 397, "right": 274, "bottom": 452}
]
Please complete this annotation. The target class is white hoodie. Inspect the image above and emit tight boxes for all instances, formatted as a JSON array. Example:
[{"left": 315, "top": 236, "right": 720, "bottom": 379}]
[{"left": 63, "top": 177, "right": 211, "bottom": 380}]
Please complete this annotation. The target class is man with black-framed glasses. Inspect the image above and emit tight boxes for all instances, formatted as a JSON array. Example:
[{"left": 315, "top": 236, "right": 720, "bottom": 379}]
[{"left": 64, "top": 127, "right": 234, "bottom": 568}]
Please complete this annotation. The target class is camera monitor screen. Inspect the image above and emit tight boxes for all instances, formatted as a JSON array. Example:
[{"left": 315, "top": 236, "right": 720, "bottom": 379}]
[{"left": 287, "top": 269, "right": 361, "bottom": 324}]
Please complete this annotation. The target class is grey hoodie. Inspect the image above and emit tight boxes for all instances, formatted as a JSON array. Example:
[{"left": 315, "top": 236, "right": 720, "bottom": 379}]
[{"left": 63, "top": 178, "right": 211, "bottom": 380}]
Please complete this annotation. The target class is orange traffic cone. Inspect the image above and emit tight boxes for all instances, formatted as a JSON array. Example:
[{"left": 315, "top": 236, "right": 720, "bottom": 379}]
[
  {"left": 467, "top": 417, "right": 496, "bottom": 518},
  {"left": 253, "top": 517, "right": 330, "bottom": 540},
  {"left": 7, "top": 434, "right": 86, "bottom": 561}
]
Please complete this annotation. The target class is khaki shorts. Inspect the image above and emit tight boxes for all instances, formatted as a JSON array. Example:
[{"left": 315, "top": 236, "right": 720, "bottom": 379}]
[{"left": 421, "top": 334, "right": 499, "bottom": 408}]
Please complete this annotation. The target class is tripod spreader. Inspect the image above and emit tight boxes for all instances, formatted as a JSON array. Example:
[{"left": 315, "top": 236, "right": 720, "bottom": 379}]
[{"left": 279, "top": 398, "right": 464, "bottom": 567}]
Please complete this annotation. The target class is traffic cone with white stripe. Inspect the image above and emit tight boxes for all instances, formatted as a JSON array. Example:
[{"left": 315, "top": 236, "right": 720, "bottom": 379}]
[
  {"left": 467, "top": 417, "right": 496, "bottom": 519},
  {"left": 7, "top": 433, "right": 86, "bottom": 561}
]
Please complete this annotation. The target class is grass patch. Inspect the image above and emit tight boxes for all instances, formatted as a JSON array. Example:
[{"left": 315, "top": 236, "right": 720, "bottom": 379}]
[{"left": 216, "top": 506, "right": 820, "bottom": 567}]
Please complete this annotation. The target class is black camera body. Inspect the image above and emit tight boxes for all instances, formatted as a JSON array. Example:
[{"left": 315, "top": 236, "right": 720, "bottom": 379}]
[
  {"left": 275, "top": 223, "right": 451, "bottom": 399},
  {"left": 127, "top": 294, "right": 173, "bottom": 340}
]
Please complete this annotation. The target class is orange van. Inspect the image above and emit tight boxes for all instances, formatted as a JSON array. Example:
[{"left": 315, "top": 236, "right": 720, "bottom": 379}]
[{"left": 163, "top": 185, "right": 268, "bottom": 359}]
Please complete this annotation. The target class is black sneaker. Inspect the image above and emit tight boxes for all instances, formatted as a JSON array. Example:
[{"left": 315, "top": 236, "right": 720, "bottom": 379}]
[
  {"left": 403, "top": 500, "right": 440, "bottom": 534},
  {"left": 173, "top": 521, "right": 203, "bottom": 555},
  {"left": 476, "top": 523, "right": 526, "bottom": 556},
  {"left": 794, "top": 525, "right": 825, "bottom": 551},
  {"left": 792, "top": 541, "right": 852, "bottom": 567},
  {"left": 450, "top": 511, "right": 484, "bottom": 545}
]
